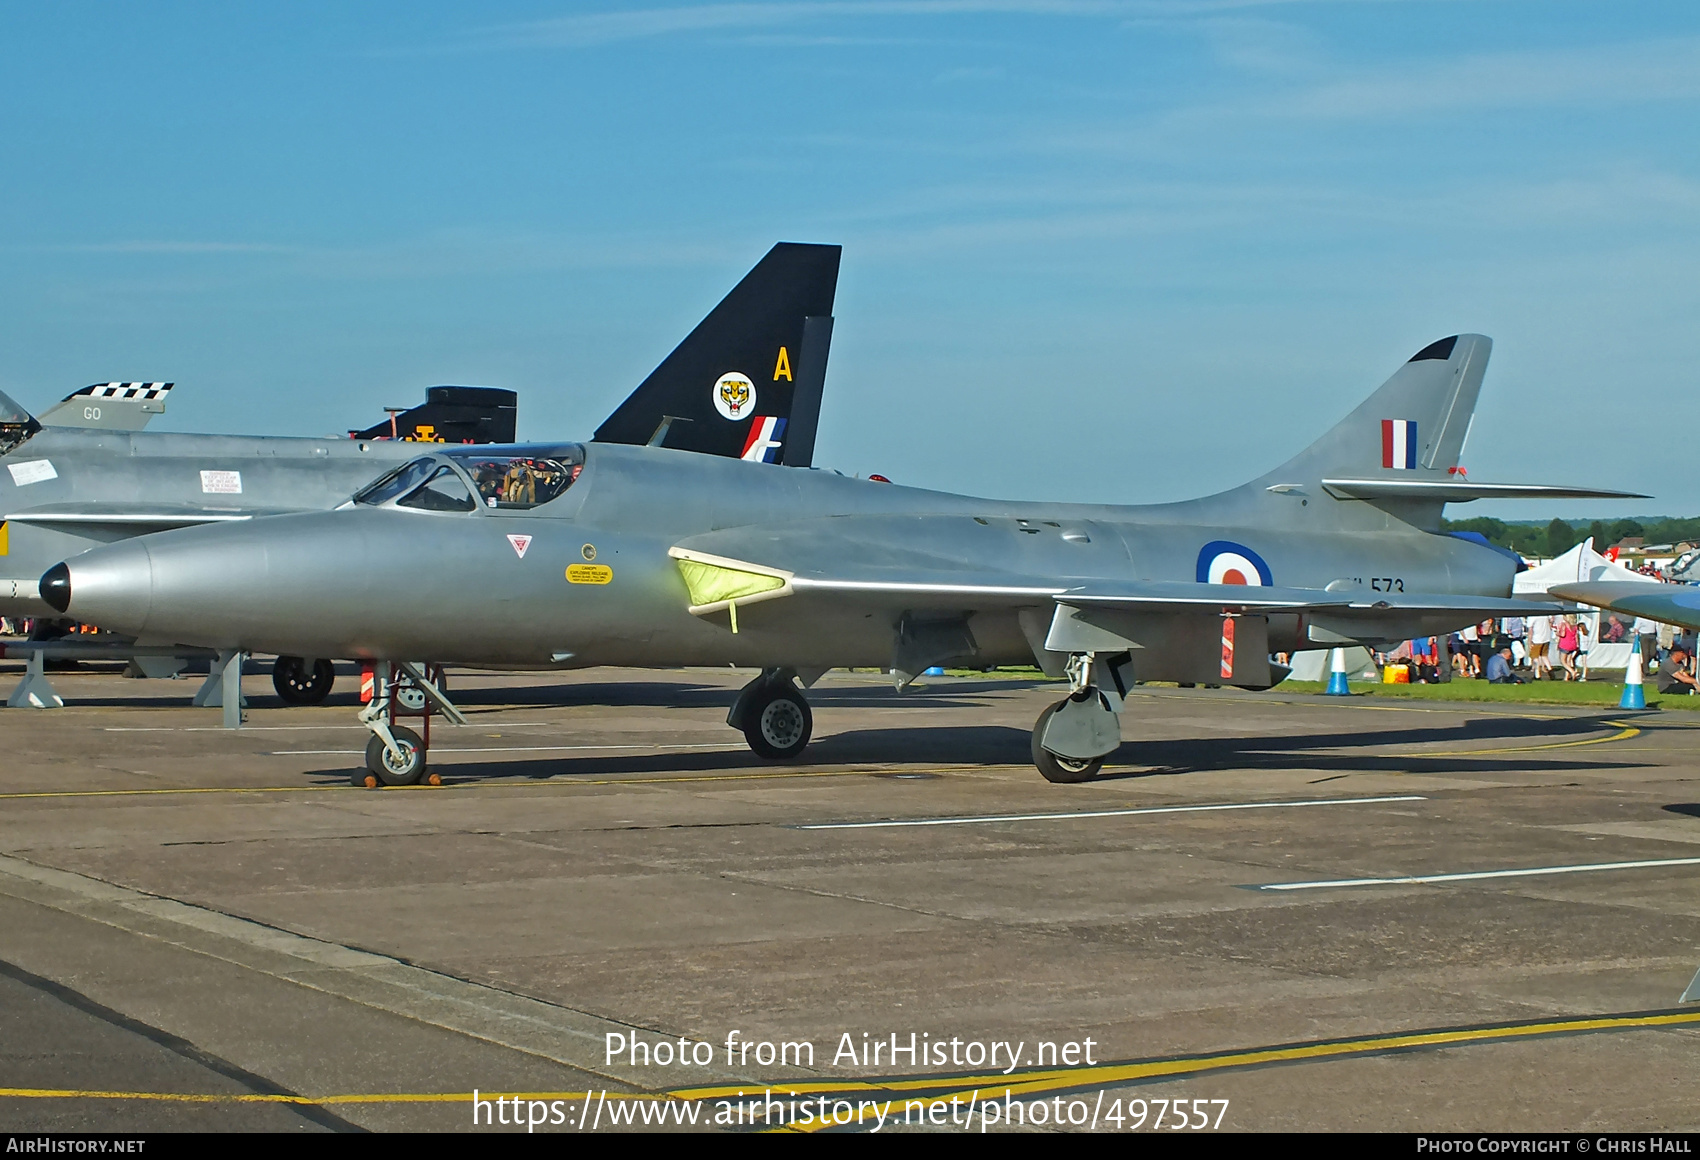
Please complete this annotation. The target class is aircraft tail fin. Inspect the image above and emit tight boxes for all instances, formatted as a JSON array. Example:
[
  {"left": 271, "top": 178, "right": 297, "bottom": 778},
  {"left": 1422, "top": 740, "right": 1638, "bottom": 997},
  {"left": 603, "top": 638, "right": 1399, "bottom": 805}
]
[
  {"left": 1204, "top": 333, "right": 1637, "bottom": 526},
  {"left": 348, "top": 386, "right": 517, "bottom": 444},
  {"left": 1257, "top": 335, "right": 1490, "bottom": 487},
  {"left": 593, "top": 242, "right": 841, "bottom": 467},
  {"left": 39, "top": 383, "right": 173, "bottom": 432}
]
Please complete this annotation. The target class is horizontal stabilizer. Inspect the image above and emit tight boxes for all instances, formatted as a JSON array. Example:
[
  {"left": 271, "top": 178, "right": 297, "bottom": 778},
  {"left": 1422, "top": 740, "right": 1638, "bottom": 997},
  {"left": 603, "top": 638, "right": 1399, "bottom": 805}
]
[
  {"left": 39, "top": 383, "right": 173, "bottom": 431},
  {"left": 1321, "top": 478, "right": 1648, "bottom": 503}
]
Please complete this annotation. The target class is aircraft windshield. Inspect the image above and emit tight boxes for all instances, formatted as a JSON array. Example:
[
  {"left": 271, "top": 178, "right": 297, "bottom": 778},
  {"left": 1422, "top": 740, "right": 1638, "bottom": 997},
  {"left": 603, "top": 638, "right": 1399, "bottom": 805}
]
[
  {"left": 352, "top": 457, "right": 439, "bottom": 507},
  {"left": 396, "top": 465, "right": 477, "bottom": 513},
  {"left": 451, "top": 451, "right": 583, "bottom": 510},
  {"left": 0, "top": 388, "right": 38, "bottom": 456}
]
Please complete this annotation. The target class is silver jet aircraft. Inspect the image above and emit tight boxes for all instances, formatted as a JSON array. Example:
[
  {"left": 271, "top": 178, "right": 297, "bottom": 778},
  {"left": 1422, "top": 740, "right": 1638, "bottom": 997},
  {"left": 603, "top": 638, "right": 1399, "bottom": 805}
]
[
  {"left": 4, "top": 241, "right": 841, "bottom": 703},
  {"left": 45, "top": 334, "right": 1639, "bottom": 784}
]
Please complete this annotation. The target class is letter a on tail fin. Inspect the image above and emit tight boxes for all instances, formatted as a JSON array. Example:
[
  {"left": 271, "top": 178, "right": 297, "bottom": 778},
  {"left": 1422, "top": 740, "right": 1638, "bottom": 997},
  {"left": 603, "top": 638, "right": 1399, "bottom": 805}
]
[{"left": 593, "top": 242, "right": 841, "bottom": 466}]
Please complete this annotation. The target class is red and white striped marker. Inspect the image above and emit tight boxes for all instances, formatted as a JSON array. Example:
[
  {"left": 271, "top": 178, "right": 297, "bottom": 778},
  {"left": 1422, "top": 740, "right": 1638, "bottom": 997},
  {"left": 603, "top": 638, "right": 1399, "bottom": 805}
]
[
  {"left": 359, "top": 662, "right": 375, "bottom": 703},
  {"left": 1220, "top": 617, "right": 1236, "bottom": 679}
]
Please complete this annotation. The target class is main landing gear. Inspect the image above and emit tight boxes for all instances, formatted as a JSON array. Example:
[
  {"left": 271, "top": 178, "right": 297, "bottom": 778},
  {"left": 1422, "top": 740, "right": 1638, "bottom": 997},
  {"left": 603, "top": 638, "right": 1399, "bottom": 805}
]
[
  {"left": 728, "top": 668, "right": 813, "bottom": 760},
  {"left": 354, "top": 662, "right": 466, "bottom": 788},
  {"left": 273, "top": 656, "right": 335, "bottom": 705},
  {"left": 1031, "top": 652, "right": 1127, "bottom": 784}
]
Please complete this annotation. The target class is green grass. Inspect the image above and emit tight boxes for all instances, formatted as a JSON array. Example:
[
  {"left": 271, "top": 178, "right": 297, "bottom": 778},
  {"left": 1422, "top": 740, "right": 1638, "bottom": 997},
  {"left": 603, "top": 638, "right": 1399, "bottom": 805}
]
[
  {"left": 932, "top": 665, "right": 1695, "bottom": 709},
  {"left": 1275, "top": 677, "right": 1695, "bottom": 709},
  {"left": 884, "top": 665, "right": 1696, "bottom": 710}
]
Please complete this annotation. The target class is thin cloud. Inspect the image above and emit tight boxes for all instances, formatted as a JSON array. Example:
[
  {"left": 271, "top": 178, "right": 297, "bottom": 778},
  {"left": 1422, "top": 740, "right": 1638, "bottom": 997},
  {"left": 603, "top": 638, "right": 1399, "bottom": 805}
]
[
  {"left": 1269, "top": 35, "right": 1700, "bottom": 118},
  {"left": 454, "top": 0, "right": 1402, "bottom": 51},
  {"left": 31, "top": 241, "right": 297, "bottom": 255}
]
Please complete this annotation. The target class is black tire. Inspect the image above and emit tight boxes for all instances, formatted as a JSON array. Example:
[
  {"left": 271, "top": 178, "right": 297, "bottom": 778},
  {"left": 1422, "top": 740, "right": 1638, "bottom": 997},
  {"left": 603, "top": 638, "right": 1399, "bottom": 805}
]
[
  {"left": 1031, "top": 700, "right": 1104, "bottom": 784},
  {"left": 364, "top": 725, "right": 427, "bottom": 786},
  {"left": 273, "top": 656, "right": 335, "bottom": 705},
  {"left": 742, "top": 683, "right": 812, "bottom": 760}
]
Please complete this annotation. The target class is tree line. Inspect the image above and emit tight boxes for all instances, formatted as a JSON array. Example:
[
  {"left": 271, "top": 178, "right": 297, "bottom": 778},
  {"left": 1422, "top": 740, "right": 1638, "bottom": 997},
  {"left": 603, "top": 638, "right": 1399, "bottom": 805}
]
[{"left": 1440, "top": 516, "right": 1700, "bottom": 559}]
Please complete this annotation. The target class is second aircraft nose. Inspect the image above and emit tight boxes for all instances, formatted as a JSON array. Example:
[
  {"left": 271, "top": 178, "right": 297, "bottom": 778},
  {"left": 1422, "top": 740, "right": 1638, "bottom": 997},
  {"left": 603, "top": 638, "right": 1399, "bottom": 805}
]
[{"left": 39, "top": 563, "right": 71, "bottom": 614}]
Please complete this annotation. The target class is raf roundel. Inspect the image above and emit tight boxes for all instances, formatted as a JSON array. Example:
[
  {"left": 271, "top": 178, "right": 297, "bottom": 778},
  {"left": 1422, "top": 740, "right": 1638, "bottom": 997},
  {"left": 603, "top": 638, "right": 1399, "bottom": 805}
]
[
  {"left": 713, "top": 372, "right": 757, "bottom": 421},
  {"left": 1196, "top": 540, "right": 1272, "bottom": 587}
]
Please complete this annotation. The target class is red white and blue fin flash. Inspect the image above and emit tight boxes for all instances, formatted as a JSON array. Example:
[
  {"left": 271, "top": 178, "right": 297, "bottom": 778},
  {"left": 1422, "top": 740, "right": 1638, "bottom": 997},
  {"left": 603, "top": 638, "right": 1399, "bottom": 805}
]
[
  {"left": 1381, "top": 419, "right": 1417, "bottom": 469},
  {"left": 1197, "top": 541, "right": 1272, "bottom": 586},
  {"left": 740, "top": 415, "right": 786, "bottom": 463}
]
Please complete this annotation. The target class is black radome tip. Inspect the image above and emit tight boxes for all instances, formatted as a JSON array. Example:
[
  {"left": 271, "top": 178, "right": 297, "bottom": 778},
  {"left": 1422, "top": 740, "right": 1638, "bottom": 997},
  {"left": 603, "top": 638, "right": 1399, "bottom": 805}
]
[{"left": 40, "top": 563, "right": 70, "bottom": 613}]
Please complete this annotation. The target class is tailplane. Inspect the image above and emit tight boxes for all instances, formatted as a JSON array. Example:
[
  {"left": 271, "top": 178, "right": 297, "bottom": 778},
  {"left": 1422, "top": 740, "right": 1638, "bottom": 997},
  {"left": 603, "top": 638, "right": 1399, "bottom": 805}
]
[{"left": 593, "top": 242, "right": 841, "bottom": 467}]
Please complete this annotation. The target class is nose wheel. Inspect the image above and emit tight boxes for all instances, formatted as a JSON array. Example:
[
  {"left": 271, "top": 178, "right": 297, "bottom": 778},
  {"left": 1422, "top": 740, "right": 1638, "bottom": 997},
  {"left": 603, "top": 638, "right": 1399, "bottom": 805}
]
[
  {"left": 353, "top": 662, "right": 463, "bottom": 787},
  {"left": 365, "top": 725, "right": 426, "bottom": 786}
]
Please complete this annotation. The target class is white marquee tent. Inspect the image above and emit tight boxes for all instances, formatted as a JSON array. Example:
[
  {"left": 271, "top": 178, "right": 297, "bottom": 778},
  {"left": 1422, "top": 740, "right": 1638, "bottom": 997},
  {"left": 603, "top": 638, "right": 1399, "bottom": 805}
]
[{"left": 1514, "top": 538, "right": 1663, "bottom": 668}]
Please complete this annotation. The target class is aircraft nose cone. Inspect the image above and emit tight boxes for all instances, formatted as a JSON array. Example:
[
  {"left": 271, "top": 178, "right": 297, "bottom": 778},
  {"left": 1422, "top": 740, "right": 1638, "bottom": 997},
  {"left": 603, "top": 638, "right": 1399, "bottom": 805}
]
[{"left": 40, "top": 563, "right": 70, "bottom": 614}]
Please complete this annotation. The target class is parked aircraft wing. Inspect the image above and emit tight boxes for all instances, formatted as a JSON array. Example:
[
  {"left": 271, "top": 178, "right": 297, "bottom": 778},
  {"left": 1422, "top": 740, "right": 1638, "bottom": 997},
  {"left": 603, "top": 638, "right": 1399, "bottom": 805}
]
[
  {"left": 1549, "top": 582, "right": 1700, "bottom": 630},
  {"left": 1057, "top": 585, "right": 1553, "bottom": 616},
  {"left": 38, "top": 383, "right": 173, "bottom": 431}
]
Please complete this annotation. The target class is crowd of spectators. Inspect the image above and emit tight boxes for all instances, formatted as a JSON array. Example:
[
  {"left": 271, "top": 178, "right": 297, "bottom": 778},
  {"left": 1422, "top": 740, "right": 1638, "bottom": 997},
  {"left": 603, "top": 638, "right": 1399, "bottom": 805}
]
[{"left": 1376, "top": 615, "right": 1700, "bottom": 692}]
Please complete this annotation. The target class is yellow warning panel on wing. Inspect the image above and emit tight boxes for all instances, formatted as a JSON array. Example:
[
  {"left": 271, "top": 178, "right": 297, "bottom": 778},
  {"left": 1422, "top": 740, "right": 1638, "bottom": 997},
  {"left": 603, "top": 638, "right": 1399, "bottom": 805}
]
[
  {"left": 0, "top": 521, "right": 7, "bottom": 556},
  {"left": 565, "top": 564, "right": 613, "bottom": 585}
]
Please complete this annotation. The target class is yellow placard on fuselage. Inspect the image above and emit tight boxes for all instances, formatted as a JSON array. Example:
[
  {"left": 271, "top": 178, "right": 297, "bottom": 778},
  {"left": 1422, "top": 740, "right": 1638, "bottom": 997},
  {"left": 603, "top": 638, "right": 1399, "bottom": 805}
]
[{"left": 566, "top": 564, "right": 613, "bottom": 585}]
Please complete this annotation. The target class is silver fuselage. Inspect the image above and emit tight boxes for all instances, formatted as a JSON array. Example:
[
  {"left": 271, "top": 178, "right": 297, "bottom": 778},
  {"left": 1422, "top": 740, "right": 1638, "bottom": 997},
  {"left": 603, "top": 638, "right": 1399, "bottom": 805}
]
[{"left": 56, "top": 441, "right": 1516, "bottom": 669}]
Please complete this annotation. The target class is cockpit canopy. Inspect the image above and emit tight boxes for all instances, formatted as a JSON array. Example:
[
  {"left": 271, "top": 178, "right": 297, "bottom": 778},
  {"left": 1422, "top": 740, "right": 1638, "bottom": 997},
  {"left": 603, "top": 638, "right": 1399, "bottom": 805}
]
[
  {"left": 0, "top": 388, "right": 40, "bottom": 457},
  {"left": 353, "top": 444, "right": 585, "bottom": 513}
]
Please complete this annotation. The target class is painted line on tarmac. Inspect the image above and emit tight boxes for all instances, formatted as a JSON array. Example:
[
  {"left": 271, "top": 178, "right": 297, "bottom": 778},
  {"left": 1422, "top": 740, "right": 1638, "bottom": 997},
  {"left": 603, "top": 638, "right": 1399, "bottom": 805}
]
[
  {"left": 0, "top": 767, "right": 914, "bottom": 801},
  {"left": 795, "top": 794, "right": 1426, "bottom": 831},
  {"left": 1382, "top": 720, "right": 1640, "bottom": 759},
  {"left": 671, "top": 1007, "right": 1700, "bottom": 1109},
  {"left": 104, "top": 722, "right": 567, "bottom": 733},
  {"left": 1252, "top": 855, "right": 1700, "bottom": 892},
  {"left": 270, "top": 743, "right": 726, "bottom": 757},
  {"left": 14, "top": 1006, "right": 1700, "bottom": 1113}
]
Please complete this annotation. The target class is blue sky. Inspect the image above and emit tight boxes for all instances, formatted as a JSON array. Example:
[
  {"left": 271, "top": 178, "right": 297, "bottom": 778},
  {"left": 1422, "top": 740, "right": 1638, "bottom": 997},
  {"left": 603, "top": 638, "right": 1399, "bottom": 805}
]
[{"left": 1, "top": 2, "right": 1696, "bottom": 517}]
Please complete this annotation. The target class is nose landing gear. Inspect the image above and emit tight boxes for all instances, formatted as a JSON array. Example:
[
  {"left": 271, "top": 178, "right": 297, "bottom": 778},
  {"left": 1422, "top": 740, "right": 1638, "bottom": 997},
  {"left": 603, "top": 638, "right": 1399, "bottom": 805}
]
[{"left": 354, "top": 662, "right": 464, "bottom": 787}]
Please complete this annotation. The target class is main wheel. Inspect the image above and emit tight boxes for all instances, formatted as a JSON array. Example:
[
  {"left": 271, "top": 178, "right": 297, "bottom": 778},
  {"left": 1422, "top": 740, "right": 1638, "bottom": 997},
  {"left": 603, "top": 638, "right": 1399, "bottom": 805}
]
[
  {"left": 273, "top": 656, "right": 335, "bottom": 705},
  {"left": 1031, "top": 699, "right": 1104, "bottom": 784},
  {"left": 364, "top": 725, "right": 427, "bottom": 786},
  {"left": 742, "top": 683, "right": 813, "bottom": 760}
]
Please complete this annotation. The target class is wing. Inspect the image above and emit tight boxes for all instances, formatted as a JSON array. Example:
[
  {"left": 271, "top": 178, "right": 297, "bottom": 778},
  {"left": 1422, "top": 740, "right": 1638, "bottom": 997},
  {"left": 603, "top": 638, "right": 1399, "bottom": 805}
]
[
  {"left": 1549, "top": 581, "right": 1700, "bottom": 630},
  {"left": 670, "top": 519, "right": 1557, "bottom": 686}
]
